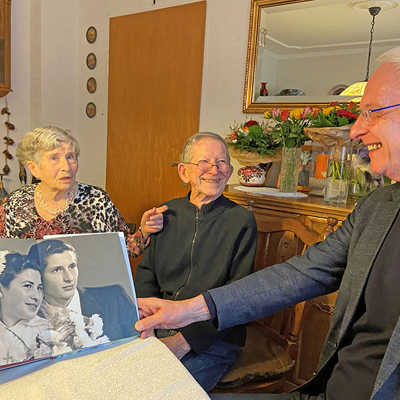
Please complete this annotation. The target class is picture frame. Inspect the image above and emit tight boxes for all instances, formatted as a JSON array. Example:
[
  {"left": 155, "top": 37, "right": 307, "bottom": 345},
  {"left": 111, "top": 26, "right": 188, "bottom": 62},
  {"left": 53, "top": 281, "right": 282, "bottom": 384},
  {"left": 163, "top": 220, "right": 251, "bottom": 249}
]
[
  {"left": 86, "top": 102, "right": 96, "bottom": 118},
  {"left": 86, "top": 53, "right": 97, "bottom": 70},
  {"left": 86, "top": 77, "right": 97, "bottom": 94},
  {"left": 86, "top": 26, "right": 97, "bottom": 44}
]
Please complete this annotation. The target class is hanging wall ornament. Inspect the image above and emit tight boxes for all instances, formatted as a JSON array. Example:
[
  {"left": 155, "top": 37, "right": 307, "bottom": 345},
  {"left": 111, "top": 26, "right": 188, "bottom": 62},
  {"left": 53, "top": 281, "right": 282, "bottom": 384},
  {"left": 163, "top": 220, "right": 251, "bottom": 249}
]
[{"left": 1, "top": 97, "right": 14, "bottom": 176}]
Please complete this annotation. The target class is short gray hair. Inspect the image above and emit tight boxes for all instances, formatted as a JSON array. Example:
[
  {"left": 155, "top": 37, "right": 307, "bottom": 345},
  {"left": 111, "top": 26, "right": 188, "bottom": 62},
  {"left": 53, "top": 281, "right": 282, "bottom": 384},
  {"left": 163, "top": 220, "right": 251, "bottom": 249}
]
[
  {"left": 378, "top": 47, "right": 400, "bottom": 72},
  {"left": 16, "top": 126, "right": 80, "bottom": 165},
  {"left": 180, "top": 132, "right": 230, "bottom": 163}
]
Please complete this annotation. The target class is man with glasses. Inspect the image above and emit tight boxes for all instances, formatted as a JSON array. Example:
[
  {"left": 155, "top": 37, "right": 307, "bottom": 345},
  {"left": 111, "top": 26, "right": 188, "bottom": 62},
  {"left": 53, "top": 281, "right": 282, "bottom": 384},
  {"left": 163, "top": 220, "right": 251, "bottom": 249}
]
[
  {"left": 135, "top": 132, "right": 257, "bottom": 392},
  {"left": 136, "top": 47, "right": 400, "bottom": 399}
]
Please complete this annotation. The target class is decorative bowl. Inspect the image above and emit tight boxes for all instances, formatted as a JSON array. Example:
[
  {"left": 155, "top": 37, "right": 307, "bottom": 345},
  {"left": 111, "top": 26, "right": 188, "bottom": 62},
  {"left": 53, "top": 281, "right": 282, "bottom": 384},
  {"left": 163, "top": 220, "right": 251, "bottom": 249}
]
[
  {"left": 238, "top": 166, "right": 266, "bottom": 187},
  {"left": 278, "top": 88, "right": 305, "bottom": 96}
]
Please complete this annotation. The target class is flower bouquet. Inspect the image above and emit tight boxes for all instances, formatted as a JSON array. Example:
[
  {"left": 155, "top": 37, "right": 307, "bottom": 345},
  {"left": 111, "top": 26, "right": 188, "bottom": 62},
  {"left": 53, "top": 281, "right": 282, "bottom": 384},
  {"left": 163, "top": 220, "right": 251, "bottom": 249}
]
[
  {"left": 264, "top": 107, "right": 311, "bottom": 192},
  {"left": 304, "top": 102, "right": 360, "bottom": 146},
  {"left": 226, "top": 120, "right": 281, "bottom": 166},
  {"left": 265, "top": 107, "right": 311, "bottom": 149}
]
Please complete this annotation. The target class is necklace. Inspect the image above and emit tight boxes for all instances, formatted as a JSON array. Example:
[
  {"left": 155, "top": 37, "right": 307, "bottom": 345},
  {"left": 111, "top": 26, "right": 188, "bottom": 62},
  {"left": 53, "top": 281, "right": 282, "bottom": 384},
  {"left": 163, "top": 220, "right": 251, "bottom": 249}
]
[{"left": 35, "top": 182, "right": 78, "bottom": 215}]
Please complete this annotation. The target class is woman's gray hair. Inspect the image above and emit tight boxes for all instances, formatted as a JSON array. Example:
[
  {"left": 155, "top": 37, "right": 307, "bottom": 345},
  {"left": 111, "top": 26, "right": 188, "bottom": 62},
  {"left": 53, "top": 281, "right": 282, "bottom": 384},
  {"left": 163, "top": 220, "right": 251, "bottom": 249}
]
[
  {"left": 180, "top": 132, "right": 230, "bottom": 163},
  {"left": 16, "top": 126, "right": 80, "bottom": 165}
]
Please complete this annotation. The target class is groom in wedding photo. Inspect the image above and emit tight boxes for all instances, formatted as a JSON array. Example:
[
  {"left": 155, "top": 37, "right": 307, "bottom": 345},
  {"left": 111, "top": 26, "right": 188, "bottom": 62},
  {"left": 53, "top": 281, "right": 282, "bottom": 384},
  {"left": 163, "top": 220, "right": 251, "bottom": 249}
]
[{"left": 28, "top": 239, "right": 137, "bottom": 350}]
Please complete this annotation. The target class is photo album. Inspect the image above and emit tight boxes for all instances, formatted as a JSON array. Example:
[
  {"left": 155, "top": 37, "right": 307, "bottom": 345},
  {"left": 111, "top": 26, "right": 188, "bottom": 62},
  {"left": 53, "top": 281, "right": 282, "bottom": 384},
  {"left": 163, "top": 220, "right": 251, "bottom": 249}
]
[
  {"left": 0, "top": 232, "right": 139, "bottom": 371},
  {"left": 0, "top": 233, "right": 209, "bottom": 399}
]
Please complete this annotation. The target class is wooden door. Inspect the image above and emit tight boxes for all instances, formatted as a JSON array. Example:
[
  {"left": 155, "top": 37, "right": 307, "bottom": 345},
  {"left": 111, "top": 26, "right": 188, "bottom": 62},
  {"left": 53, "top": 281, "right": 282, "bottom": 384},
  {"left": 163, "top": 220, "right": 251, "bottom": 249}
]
[
  {"left": 107, "top": 2, "right": 206, "bottom": 226},
  {"left": 0, "top": 0, "right": 11, "bottom": 97}
]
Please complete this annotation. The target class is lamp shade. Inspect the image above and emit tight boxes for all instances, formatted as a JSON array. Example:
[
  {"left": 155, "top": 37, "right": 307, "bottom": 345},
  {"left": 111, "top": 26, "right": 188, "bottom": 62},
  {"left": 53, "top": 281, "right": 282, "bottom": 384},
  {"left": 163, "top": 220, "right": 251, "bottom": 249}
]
[{"left": 340, "top": 81, "right": 367, "bottom": 97}]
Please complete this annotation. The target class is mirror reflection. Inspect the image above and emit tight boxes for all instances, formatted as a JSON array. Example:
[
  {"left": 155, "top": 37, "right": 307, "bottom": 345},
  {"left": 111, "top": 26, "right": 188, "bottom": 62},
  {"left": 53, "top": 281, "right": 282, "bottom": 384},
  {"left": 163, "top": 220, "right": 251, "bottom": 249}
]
[{"left": 244, "top": 0, "right": 400, "bottom": 113}]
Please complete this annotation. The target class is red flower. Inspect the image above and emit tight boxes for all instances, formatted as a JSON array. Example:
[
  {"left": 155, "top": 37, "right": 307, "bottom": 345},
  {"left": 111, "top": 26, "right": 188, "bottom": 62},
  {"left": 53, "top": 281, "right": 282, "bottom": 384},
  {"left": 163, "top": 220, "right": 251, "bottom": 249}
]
[
  {"left": 245, "top": 120, "right": 259, "bottom": 128},
  {"left": 330, "top": 102, "right": 339, "bottom": 106},
  {"left": 313, "top": 108, "right": 321, "bottom": 117},
  {"left": 337, "top": 109, "right": 358, "bottom": 119},
  {"left": 281, "top": 110, "right": 290, "bottom": 121}
]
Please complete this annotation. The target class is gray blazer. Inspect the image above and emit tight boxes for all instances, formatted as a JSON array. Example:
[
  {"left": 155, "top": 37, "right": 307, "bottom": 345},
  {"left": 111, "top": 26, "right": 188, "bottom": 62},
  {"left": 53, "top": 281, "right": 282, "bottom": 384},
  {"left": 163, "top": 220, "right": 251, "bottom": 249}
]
[{"left": 209, "top": 183, "right": 400, "bottom": 399}]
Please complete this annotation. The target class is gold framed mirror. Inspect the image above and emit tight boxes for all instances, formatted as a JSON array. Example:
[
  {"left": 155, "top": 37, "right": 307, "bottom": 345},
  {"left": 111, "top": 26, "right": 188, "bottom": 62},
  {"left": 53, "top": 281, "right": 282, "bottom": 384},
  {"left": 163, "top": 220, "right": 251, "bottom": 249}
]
[{"left": 243, "top": 0, "right": 400, "bottom": 113}]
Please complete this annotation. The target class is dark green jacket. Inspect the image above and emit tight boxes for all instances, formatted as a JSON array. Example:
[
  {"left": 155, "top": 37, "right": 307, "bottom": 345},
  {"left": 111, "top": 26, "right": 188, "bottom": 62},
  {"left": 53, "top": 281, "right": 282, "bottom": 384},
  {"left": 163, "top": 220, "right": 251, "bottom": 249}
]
[{"left": 135, "top": 194, "right": 257, "bottom": 353}]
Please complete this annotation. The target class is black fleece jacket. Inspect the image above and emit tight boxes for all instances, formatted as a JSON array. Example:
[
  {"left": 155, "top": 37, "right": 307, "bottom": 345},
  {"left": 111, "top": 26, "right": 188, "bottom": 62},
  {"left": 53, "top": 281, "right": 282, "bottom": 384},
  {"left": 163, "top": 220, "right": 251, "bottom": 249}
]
[{"left": 135, "top": 194, "right": 257, "bottom": 354}]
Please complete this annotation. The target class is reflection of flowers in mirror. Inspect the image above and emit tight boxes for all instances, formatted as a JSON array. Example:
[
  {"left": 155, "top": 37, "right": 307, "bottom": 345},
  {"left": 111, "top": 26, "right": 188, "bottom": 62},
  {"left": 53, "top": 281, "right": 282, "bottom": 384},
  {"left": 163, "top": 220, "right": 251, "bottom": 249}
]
[{"left": 308, "top": 102, "right": 360, "bottom": 127}]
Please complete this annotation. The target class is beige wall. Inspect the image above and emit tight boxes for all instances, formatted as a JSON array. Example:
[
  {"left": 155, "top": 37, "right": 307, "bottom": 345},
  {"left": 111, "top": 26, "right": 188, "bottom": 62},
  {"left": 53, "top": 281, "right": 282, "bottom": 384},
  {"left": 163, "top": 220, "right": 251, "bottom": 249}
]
[{"left": 4, "top": 0, "right": 251, "bottom": 193}]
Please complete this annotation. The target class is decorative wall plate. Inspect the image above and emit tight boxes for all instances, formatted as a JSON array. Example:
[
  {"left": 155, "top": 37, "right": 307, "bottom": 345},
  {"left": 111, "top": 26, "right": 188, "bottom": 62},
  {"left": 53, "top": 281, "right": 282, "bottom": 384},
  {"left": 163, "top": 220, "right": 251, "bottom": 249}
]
[
  {"left": 86, "top": 77, "right": 97, "bottom": 94},
  {"left": 86, "top": 102, "right": 96, "bottom": 118},
  {"left": 86, "top": 26, "right": 97, "bottom": 44},
  {"left": 86, "top": 53, "right": 97, "bottom": 70}
]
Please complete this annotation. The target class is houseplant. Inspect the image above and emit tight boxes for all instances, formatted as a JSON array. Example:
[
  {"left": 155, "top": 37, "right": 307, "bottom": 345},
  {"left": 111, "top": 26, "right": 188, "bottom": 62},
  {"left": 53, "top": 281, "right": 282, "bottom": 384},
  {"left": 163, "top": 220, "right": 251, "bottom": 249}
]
[
  {"left": 226, "top": 119, "right": 280, "bottom": 165},
  {"left": 226, "top": 120, "right": 281, "bottom": 186},
  {"left": 265, "top": 107, "right": 311, "bottom": 192}
]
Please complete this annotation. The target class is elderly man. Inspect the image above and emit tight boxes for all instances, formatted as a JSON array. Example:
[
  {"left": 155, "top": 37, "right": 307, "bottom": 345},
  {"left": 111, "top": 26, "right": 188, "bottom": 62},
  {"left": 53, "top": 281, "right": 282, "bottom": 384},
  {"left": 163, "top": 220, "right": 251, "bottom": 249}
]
[
  {"left": 134, "top": 132, "right": 257, "bottom": 391},
  {"left": 136, "top": 47, "right": 400, "bottom": 400},
  {"left": 28, "top": 239, "right": 137, "bottom": 346}
]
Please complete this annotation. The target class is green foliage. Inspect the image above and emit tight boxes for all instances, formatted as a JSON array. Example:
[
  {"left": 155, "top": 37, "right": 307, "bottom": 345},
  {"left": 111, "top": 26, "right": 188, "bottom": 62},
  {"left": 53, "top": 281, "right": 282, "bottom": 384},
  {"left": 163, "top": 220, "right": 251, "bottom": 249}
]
[
  {"left": 309, "top": 102, "right": 360, "bottom": 128},
  {"left": 227, "top": 121, "right": 278, "bottom": 156},
  {"left": 270, "top": 119, "right": 309, "bottom": 148}
]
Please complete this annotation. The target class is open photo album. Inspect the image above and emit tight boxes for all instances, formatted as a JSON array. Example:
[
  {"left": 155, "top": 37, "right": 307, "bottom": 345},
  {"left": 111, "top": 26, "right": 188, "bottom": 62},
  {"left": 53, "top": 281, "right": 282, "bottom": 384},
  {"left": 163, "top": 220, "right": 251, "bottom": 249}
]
[{"left": 0, "top": 232, "right": 139, "bottom": 370}]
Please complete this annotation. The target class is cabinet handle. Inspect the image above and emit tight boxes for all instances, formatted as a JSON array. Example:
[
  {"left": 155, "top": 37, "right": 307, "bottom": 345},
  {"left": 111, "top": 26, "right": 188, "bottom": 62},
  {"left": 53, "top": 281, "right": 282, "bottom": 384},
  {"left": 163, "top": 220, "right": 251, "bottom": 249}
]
[
  {"left": 325, "top": 218, "right": 338, "bottom": 237},
  {"left": 247, "top": 200, "right": 255, "bottom": 211}
]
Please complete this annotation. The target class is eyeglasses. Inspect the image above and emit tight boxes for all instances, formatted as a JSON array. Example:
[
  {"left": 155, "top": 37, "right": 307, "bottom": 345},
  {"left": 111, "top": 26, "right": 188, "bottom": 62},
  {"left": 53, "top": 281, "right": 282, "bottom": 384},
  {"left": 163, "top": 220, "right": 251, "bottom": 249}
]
[
  {"left": 361, "top": 103, "right": 400, "bottom": 123},
  {"left": 185, "top": 160, "right": 230, "bottom": 173}
]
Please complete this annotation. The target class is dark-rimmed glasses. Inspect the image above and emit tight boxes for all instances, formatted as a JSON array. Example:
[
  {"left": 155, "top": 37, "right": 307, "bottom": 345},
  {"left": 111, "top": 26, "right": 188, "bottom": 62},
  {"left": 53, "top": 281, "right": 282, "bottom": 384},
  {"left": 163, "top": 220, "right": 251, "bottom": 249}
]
[
  {"left": 361, "top": 103, "right": 400, "bottom": 123},
  {"left": 184, "top": 160, "right": 230, "bottom": 173}
]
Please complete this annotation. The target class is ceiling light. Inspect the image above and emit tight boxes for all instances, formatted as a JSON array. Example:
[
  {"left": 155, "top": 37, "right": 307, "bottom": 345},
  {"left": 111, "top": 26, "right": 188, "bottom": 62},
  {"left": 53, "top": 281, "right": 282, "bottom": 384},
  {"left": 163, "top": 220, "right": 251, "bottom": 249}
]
[
  {"left": 349, "top": 0, "right": 399, "bottom": 10},
  {"left": 340, "top": 6, "right": 382, "bottom": 97}
]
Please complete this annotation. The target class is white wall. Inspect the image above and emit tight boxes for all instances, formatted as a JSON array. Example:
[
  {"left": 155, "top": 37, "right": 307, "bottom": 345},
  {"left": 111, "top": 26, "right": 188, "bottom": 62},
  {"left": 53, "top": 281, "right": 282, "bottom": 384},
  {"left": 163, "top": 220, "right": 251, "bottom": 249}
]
[{"left": 2, "top": 0, "right": 33, "bottom": 193}]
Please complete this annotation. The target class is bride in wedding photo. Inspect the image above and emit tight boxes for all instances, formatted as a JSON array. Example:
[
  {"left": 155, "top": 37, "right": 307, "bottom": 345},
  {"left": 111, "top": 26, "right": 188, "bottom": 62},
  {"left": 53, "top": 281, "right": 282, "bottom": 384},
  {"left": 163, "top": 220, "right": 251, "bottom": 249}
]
[{"left": 0, "top": 251, "right": 51, "bottom": 366}]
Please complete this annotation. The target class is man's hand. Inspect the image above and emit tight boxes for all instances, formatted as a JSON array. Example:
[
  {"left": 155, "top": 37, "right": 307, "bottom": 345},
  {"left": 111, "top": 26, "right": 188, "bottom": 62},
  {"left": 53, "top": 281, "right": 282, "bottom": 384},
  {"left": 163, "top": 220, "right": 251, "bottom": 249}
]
[
  {"left": 160, "top": 332, "right": 191, "bottom": 360},
  {"left": 135, "top": 295, "right": 211, "bottom": 339},
  {"left": 140, "top": 205, "right": 168, "bottom": 239}
]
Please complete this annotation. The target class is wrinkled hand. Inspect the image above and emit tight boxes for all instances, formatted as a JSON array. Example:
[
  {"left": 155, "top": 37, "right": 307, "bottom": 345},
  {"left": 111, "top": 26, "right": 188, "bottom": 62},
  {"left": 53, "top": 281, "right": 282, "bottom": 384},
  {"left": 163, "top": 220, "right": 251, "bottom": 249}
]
[
  {"left": 135, "top": 295, "right": 211, "bottom": 339},
  {"left": 140, "top": 205, "right": 168, "bottom": 239},
  {"left": 160, "top": 333, "right": 191, "bottom": 360}
]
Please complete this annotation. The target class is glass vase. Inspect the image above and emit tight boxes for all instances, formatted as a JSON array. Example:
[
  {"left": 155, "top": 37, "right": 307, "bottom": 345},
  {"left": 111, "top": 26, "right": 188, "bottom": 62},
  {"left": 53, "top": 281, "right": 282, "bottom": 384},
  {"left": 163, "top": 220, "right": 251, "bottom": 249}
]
[
  {"left": 324, "top": 142, "right": 352, "bottom": 205},
  {"left": 279, "top": 147, "right": 301, "bottom": 193}
]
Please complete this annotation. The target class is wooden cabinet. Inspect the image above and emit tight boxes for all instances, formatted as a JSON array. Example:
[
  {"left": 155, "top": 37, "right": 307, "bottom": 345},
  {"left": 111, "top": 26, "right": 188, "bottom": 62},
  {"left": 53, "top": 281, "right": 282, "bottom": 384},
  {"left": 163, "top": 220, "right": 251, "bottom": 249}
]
[
  {"left": 0, "top": 0, "right": 11, "bottom": 97},
  {"left": 223, "top": 185, "right": 355, "bottom": 388}
]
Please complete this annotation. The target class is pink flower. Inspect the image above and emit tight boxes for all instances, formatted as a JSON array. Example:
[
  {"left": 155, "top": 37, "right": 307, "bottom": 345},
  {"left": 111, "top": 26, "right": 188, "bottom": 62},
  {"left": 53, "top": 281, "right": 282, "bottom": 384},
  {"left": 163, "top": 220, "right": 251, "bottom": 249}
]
[
  {"left": 272, "top": 108, "right": 280, "bottom": 118},
  {"left": 301, "top": 107, "right": 313, "bottom": 118}
]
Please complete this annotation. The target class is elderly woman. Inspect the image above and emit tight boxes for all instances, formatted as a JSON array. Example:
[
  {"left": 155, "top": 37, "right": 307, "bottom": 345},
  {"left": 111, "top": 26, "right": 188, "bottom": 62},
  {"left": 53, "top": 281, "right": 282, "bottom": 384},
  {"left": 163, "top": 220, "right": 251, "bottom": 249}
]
[
  {"left": 0, "top": 126, "right": 166, "bottom": 255},
  {"left": 0, "top": 251, "right": 51, "bottom": 366}
]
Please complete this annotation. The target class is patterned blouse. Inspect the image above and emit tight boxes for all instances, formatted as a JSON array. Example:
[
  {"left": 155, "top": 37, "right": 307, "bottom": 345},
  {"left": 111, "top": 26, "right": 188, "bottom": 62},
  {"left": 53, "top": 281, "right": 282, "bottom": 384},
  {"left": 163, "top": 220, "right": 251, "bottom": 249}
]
[{"left": 0, "top": 183, "right": 145, "bottom": 257}]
